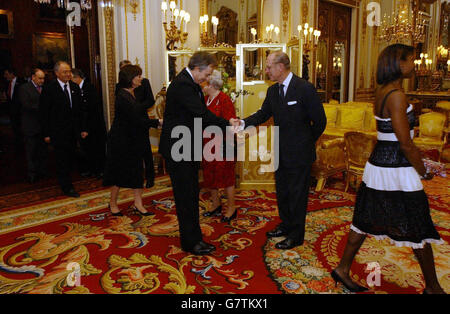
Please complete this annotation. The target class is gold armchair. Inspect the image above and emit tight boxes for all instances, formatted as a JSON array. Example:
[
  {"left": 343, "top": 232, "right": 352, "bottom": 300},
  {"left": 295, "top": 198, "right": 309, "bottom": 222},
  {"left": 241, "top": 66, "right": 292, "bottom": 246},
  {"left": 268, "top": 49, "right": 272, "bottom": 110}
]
[
  {"left": 311, "top": 137, "right": 346, "bottom": 192},
  {"left": 413, "top": 112, "right": 447, "bottom": 161},
  {"left": 344, "top": 132, "right": 377, "bottom": 192},
  {"left": 435, "top": 100, "right": 450, "bottom": 131}
]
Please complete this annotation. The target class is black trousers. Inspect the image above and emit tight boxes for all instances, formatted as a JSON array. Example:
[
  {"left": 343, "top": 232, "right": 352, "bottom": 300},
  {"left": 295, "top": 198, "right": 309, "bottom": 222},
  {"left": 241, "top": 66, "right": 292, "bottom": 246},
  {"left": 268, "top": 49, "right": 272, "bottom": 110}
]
[
  {"left": 53, "top": 136, "right": 80, "bottom": 191},
  {"left": 80, "top": 133, "right": 106, "bottom": 175},
  {"left": 143, "top": 144, "right": 155, "bottom": 187},
  {"left": 274, "top": 164, "right": 312, "bottom": 242},
  {"left": 9, "top": 112, "right": 22, "bottom": 143},
  {"left": 166, "top": 159, "right": 202, "bottom": 251},
  {"left": 24, "top": 134, "right": 48, "bottom": 178}
]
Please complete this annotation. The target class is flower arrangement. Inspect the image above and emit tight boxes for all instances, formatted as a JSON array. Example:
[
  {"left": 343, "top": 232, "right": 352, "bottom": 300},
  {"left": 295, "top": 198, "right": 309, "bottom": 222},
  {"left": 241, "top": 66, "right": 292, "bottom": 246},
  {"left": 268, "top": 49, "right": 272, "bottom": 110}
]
[
  {"left": 423, "top": 158, "right": 446, "bottom": 178},
  {"left": 221, "top": 71, "right": 254, "bottom": 103}
]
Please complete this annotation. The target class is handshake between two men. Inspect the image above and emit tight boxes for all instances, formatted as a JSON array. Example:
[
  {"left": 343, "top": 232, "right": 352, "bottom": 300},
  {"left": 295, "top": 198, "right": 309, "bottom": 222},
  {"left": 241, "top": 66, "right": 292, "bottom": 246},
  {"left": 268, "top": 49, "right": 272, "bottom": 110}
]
[{"left": 228, "top": 118, "right": 244, "bottom": 133}]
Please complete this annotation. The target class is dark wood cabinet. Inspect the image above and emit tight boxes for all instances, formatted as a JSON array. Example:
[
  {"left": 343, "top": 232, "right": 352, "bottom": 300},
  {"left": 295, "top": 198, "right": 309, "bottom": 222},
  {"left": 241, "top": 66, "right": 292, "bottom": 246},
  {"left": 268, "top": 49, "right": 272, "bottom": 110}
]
[{"left": 316, "top": 0, "right": 352, "bottom": 103}]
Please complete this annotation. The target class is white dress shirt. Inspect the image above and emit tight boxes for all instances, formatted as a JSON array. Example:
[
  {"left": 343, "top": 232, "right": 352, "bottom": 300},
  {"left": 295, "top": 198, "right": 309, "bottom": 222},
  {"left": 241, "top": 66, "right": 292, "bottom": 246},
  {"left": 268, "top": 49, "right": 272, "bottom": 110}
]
[
  {"left": 280, "top": 72, "right": 293, "bottom": 97},
  {"left": 185, "top": 67, "right": 195, "bottom": 82},
  {"left": 9, "top": 77, "right": 17, "bottom": 99}
]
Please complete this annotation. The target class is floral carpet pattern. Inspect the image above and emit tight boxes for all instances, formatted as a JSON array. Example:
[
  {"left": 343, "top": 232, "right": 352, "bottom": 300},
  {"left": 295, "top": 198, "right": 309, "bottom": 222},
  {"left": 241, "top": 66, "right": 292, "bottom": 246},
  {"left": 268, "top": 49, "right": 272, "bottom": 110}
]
[{"left": 0, "top": 175, "right": 448, "bottom": 294}]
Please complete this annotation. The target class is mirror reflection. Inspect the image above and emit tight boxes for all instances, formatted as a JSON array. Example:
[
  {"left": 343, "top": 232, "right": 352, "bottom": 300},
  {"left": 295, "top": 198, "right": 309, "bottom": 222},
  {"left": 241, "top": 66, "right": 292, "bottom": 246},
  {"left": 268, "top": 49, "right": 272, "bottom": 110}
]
[
  {"left": 332, "top": 42, "right": 345, "bottom": 103},
  {"left": 207, "top": 0, "right": 259, "bottom": 45},
  {"left": 316, "top": 39, "right": 327, "bottom": 97},
  {"left": 289, "top": 45, "right": 300, "bottom": 77},
  {"left": 242, "top": 47, "right": 283, "bottom": 82}
]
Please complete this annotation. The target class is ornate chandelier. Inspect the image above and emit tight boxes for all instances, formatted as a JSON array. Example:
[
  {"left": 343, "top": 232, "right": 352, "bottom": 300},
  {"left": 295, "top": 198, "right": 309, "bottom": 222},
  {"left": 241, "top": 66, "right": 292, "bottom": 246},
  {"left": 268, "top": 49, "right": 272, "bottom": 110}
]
[{"left": 378, "top": 0, "right": 429, "bottom": 45}]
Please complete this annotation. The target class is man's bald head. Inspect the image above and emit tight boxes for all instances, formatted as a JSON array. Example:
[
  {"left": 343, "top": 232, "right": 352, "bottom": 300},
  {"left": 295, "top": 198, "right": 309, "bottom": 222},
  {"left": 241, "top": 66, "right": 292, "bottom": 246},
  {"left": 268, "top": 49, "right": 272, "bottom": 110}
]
[
  {"left": 265, "top": 51, "right": 291, "bottom": 83},
  {"left": 32, "top": 68, "right": 45, "bottom": 87}
]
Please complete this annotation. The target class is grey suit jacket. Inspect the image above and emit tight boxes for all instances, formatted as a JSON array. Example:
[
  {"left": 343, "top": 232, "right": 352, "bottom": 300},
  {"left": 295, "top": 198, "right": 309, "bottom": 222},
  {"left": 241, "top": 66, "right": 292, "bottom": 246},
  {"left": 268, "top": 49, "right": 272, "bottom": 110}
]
[{"left": 19, "top": 81, "right": 42, "bottom": 136}]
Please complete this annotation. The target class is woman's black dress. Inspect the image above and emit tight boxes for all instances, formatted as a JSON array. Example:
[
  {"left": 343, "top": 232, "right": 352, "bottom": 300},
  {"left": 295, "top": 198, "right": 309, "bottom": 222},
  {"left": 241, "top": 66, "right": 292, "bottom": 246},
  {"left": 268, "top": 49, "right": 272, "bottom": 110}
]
[
  {"left": 351, "top": 92, "right": 443, "bottom": 249},
  {"left": 103, "top": 89, "right": 159, "bottom": 189}
]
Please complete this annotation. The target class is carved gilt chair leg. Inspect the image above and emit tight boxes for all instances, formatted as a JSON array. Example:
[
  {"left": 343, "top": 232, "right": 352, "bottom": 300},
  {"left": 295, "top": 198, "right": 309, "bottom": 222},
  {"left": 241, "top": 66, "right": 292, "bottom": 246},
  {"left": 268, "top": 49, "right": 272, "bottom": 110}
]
[
  {"left": 316, "top": 177, "right": 326, "bottom": 192},
  {"left": 345, "top": 173, "right": 350, "bottom": 192}
]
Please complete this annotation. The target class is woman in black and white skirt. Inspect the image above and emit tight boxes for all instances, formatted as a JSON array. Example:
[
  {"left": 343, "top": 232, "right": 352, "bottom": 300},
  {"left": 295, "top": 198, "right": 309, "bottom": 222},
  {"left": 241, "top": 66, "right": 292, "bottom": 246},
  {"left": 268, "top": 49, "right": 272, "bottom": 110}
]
[{"left": 331, "top": 44, "right": 445, "bottom": 294}]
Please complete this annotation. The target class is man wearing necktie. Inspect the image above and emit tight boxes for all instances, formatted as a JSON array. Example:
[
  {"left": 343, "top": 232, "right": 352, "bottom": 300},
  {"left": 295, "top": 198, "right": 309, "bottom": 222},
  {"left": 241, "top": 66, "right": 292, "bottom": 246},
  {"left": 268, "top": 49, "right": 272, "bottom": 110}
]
[
  {"left": 18, "top": 68, "right": 48, "bottom": 183},
  {"left": 39, "top": 61, "right": 88, "bottom": 198},
  {"left": 72, "top": 68, "right": 107, "bottom": 179},
  {"left": 159, "top": 52, "right": 235, "bottom": 256},
  {"left": 232, "top": 52, "right": 327, "bottom": 250},
  {"left": 3, "top": 67, "right": 25, "bottom": 146}
]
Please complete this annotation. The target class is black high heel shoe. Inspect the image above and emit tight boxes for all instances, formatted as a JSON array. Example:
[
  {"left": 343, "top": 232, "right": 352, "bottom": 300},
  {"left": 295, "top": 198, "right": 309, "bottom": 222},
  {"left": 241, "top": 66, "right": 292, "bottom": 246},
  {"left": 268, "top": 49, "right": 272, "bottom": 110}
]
[
  {"left": 108, "top": 205, "right": 124, "bottom": 217},
  {"left": 331, "top": 270, "right": 369, "bottom": 293},
  {"left": 221, "top": 210, "right": 237, "bottom": 223},
  {"left": 203, "top": 205, "right": 222, "bottom": 217},
  {"left": 129, "top": 205, "right": 155, "bottom": 217}
]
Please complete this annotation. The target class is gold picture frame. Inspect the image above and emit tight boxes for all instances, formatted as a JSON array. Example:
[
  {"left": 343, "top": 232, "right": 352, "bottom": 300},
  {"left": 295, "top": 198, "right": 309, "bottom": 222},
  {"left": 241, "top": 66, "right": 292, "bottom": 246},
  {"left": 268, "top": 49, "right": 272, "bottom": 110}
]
[
  {"left": 32, "top": 32, "right": 70, "bottom": 72},
  {"left": 0, "top": 9, "right": 14, "bottom": 39}
]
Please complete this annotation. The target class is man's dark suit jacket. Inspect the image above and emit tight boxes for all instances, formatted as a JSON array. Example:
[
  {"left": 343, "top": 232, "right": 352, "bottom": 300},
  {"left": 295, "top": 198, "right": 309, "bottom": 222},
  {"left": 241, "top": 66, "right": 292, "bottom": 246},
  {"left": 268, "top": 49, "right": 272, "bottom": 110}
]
[
  {"left": 7, "top": 77, "right": 25, "bottom": 117},
  {"left": 81, "top": 80, "right": 106, "bottom": 136},
  {"left": 244, "top": 74, "right": 327, "bottom": 168},
  {"left": 18, "top": 82, "right": 42, "bottom": 136},
  {"left": 39, "top": 80, "right": 87, "bottom": 143},
  {"left": 159, "top": 68, "right": 229, "bottom": 162}
]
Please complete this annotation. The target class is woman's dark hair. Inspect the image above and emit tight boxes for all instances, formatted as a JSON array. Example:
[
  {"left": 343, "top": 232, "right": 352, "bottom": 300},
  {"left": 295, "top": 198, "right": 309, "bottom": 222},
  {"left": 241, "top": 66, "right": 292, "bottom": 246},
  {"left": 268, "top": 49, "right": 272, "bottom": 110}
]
[
  {"left": 118, "top": 64, "right": 142, "bottom": 88},
  {"left": 376, "top": 44, "right": 415, "bottom": 85}
]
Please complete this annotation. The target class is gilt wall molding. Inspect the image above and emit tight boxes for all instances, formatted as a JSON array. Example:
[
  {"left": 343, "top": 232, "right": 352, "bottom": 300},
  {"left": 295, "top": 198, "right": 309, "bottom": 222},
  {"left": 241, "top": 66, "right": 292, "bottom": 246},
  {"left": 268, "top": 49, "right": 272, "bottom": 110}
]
[
  {"left": 103, "top": 4, "right": 117, "bottom": 125},
  {"left": 282, "top": 0, "right": 291, "bottom": 36},
  {"left": 302, "top": 0, "right": 308, "bottom": 24},
  {"left": 143, "top": 0, "right": 148, "bottom": 78}
]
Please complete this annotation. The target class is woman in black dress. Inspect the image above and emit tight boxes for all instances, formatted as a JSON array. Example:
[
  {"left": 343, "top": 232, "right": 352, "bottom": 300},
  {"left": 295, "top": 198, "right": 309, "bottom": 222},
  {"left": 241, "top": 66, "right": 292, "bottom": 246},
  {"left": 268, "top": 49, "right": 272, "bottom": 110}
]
[
  {"left": 332, "top": 44, "right": 445, "bottom": 294},
  {"left": 104, "top": 65, "right": 161, "bottom": 216}
]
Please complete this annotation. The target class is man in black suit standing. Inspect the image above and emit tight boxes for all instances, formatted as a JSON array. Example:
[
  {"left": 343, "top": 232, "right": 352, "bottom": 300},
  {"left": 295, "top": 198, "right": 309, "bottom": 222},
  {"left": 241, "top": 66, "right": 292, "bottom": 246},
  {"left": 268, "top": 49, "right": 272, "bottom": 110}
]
[
  {"left": 18, "top": 68, "right": 48, "bottom": 183},
  {"left": 116, "top": 60, "right": 156, "bottom": 188},
  {"left": 4, "top": 67, "right": 25, "bottom": 146},
  {"left": 39, "top": 61, "right": 88, "bottom": 198},
  {"left": 159, "top": 52, "right": 234, "bottom": 255},
  {"left": 72, "top": 68, "right": 106, "bottom": 178},
  {"left": 233, "top": 52, "right": 327, "bottom": 250}
]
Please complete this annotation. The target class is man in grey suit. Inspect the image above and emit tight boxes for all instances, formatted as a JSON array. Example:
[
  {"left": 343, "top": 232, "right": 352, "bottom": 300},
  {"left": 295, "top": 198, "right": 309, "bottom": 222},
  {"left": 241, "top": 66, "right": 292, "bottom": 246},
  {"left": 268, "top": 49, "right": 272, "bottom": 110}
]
[{"left": 18, "top": 68, "right": 48, "bottom": 183}]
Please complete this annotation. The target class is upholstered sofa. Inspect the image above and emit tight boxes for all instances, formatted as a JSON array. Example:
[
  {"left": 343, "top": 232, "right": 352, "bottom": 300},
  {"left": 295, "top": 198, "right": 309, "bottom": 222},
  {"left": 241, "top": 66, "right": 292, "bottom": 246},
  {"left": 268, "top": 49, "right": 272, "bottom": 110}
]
[{"left": 322, "top": 101, "right": 377, "bottom": 138}]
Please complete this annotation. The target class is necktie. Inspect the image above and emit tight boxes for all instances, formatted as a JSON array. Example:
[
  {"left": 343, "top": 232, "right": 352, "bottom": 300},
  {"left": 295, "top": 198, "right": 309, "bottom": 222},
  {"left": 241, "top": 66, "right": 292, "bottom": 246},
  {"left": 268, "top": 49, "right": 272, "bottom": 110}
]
[
  {"left": 8, "top": 82, "right": 12, "bottom": 100},
  {"left": 279, "top": 83, "right": 285, "bottom": 103},
  {"left": 37, "top": 86, "right": 42, "bottom": 94},
  {"left": 64, "top": 84, "right": 72, "bottom": 108},
  {"left": 198, "top": 85, "right": 204, "bottom": 101}
]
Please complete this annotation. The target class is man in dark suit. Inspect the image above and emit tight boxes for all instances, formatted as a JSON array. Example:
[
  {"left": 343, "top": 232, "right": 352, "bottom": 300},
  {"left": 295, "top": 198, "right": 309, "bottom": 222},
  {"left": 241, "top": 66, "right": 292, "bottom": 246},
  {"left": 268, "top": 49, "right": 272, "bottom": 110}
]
[
  {"left": 4, "top": 67, "right": 25, "bottom": 145},
  {"left": 39, "top": 61, "right": 88, "bottom": 198},
  {"left": 234, "top": 52, "right": 327, "bottom": 250},
  {"left": 116, "top": 60, "right": 156, "bottom": 188},
  {"left": 18, "top": 68, "right": 48, "bottom": 183},
  {"left": 159, "top": 52, "right": 233, "bottom": 255},
  {"left": 72, "top": 68, "right": 107, "bottom": 178}
]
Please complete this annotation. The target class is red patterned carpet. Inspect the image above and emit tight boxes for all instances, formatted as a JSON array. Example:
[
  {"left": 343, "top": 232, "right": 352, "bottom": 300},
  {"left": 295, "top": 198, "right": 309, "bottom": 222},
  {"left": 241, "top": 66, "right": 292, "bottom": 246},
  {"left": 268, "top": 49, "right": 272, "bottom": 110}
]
[{"left": 0, "top": 175, "right": 448, "bottom": 294}]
